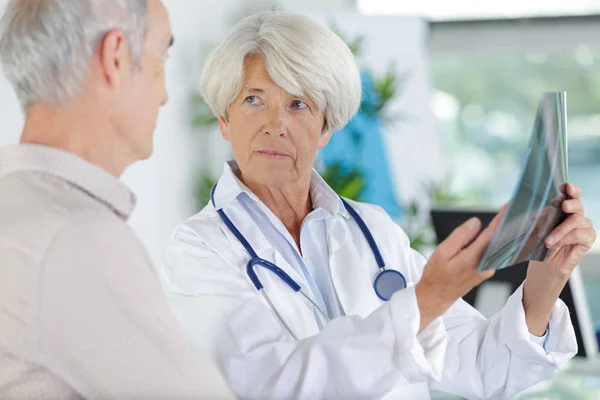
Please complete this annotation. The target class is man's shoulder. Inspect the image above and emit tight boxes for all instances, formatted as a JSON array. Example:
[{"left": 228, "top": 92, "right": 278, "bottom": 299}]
[
  {"left": 0, "top": 169, "right": 113, "bottom": 219},
  {"left": 0, "top": 171, "right": 144, "bottom": 365},
  {"left": 0, "top": 171, "right": 87, "bottom": 263},
  {"left": 0, "top": 170, "right": 140, "bottom": 264}
]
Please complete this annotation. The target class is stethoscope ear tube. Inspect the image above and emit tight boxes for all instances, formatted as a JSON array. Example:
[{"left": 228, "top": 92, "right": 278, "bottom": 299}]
[
  {"left": 247, "top": 258, "right": 301, "bottom": 292},
  {"left": 339, "top": 198, "right": 387, "bottom": 270},
  {"left": 259, "top": 289, "right": 299, "bottom": 340}
]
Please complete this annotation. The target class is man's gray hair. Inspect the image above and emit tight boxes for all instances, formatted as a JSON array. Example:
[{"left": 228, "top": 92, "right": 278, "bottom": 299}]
[
  {"left": 201, "top": 10, "right": 362, "bottom": 132},
  {"left": 0, "top": 0, "right": 148, "bottom": 109}
]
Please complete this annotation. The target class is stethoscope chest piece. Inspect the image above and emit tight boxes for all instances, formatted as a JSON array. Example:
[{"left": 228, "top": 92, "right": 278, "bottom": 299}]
[{"left": 373, "top": 268, "right": 407, "bottom": 301}]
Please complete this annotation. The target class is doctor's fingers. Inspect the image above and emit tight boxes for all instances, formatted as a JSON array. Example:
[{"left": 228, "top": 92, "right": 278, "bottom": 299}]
[
  {"left": 561, "top": 198, "right": 585, "bottom": 215},
  {"left": 566, "top": 183, "right": 583, "bottom": 200},
  {"left": 549, "top": 226, "right": 597, "bottom": 251},
  {"left": 546, "top": 214, "right": 595, "bottom": 249},
  {"left": 457, "top": 204, "right": 507, "bottom": 265},
  {"left": 434, "top": 217, "right": 482, "bottom": 262}
]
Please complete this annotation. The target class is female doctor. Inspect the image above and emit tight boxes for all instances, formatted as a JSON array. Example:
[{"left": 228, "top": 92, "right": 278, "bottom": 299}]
[{"left": 159, "top": 11, "right": 597, "bottom": 400}]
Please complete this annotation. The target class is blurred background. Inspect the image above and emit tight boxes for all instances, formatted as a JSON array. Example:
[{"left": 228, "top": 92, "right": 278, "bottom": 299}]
[{"left": 1, "top": 1, "right": 599, "bottom": 396}]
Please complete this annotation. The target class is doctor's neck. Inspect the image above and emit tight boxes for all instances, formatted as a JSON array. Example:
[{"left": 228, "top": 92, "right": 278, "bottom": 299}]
[
  {"left": 240, "top": 172, "right": 313, "bottom": 250},
  {"left": 20, "top": 101, "right": 138, "bottom": 178}
]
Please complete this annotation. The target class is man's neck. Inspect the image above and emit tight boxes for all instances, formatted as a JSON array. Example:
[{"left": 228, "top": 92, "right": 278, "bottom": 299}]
[{"left": 20, "top": 104, "right": 133, "bottom": 177}]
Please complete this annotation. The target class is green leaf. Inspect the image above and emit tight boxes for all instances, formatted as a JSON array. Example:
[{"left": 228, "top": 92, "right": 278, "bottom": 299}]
[
  {"left": 193, "top": 114, "right": 219, "bottom": 127},
  {"left": 338, "top": 175, "right": 364, "bottom": 200},
  {"left": 408, "top": 234, "right": 428, "bottom": 252},
  {"left": 330, "top": 22, "right": 365, "bottom": 56},
  {"left": 197, "top": 172, "right": 218, "bottom": 209},
  {"left": 373, "top": 67, "right": 408, "bottom": 115},
  {"left": 424, "top": 179, "right": 464, "bottom": 205},
  {"left": 348, "top": 36, "right": 365, "bottom": 56},
  {"left": 190, "top": 92, "right": 219, "bottom": 128},
  {"left": 320, "top": 162, "right": 365, "bottom": 201}
]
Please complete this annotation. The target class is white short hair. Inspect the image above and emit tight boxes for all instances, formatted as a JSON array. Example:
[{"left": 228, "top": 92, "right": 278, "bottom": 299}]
[
  {"left": 0, "top": 0, "right": 148, "bottom": 109},
  {"left": 201, "top": 10, "right": 362, "bottom": 132}
]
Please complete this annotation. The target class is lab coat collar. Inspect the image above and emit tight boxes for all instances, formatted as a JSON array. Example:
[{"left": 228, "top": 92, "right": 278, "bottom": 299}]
[
  {"left": 213, "top": 161, "right": 349, "bottom": 218},
  {"left": 212, "top": 161, "right": 259, "bottom": 210},
  {"left": 310, "top": 170, "right": 350, "bottom": 219}
]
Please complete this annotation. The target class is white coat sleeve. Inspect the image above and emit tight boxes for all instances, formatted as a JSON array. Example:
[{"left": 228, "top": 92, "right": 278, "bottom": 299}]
[
  {"left": 432, "top": 286, "right": 577, "bottom": 399},
  {"left": 394, "top": 239, "right": 578, "bottom": 399},
  {"left": 159, "top": 224, "right": 447, "bottom": 400}
]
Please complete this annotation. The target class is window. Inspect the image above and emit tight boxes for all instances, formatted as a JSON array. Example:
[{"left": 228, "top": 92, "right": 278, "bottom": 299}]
[{"left": 427, "top": 17, "right": 600, "bottom": 253}]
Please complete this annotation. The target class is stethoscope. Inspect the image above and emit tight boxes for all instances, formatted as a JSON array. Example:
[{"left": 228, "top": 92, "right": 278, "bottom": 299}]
[{"left": 211, "top": 184, "right": 407, "bottom": 340}]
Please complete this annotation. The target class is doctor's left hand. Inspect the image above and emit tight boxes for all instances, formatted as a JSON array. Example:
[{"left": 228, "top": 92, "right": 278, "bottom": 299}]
[
  {"left": 416, "top": 208, "right": 507, "bottom": 333},
  {"left": 523, "top": 183, "right": 596, "bottom": 336}
]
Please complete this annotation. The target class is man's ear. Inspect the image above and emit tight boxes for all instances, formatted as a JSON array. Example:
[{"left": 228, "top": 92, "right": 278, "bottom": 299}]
[
  {"left": 218, "top": 114, "right": 231, "bottom": 141},
  {"left": 98, "top": 29, "right": 131, "bottom": 88}
]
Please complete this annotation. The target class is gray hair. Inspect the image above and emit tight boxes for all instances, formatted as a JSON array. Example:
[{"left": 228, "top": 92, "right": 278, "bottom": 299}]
[
  {"left": 201, "top": 10, "right": 362, "bottom": 132},
  {"left": 0, "top": 0, "right": 149, "bottom": 109}
]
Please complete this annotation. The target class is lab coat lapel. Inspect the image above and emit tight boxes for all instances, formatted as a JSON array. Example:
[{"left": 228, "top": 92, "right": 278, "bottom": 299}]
[
  {"left": 327, "top": 216, "right": 384, "bottom": 318},
  {"left": 213, "top": 204, "right": 321, "bottom": 340},
  {"left": 255, "top": 247, "right": 321, "bottom": 339}
]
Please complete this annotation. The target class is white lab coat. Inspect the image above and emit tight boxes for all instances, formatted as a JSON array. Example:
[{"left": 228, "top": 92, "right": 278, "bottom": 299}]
[{"left": 159, "top": 173, "right": 577, "bottom": 400}]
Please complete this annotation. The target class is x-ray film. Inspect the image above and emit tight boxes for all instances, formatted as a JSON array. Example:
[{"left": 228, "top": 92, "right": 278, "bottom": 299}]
[{"left": 477, "top": 92, "right": 569, "bottom": 272}]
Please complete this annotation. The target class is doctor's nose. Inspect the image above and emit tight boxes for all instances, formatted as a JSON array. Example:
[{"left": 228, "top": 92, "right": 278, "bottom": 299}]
[{"left": 264, "top": 108, "right": 287, "bottom": 137}]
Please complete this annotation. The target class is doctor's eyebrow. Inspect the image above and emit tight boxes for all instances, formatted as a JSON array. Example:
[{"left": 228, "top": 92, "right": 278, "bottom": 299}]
[{"left": 242, "top": 88, "right": 266, "bottom": 94}]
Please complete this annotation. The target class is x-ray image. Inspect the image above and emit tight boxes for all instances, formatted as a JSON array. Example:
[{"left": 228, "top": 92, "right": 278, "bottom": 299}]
[{"left": 478, "top": 92, "right": 569, "bottom": 272}]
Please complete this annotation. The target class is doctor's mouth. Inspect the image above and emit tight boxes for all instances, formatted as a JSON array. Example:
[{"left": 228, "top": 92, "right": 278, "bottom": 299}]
[{"left": 257, "top": 149, "right": 292, "bottom": 159}]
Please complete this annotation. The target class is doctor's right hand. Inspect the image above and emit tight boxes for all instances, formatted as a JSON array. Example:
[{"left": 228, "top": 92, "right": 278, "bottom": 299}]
[{"left": 415, "top": 206, "right": 507, "bottom": 333}]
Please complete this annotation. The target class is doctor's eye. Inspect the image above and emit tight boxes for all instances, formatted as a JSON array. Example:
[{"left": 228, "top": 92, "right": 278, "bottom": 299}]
[
  {"left": 244, "top": 96, "right": 262, "bottom": 106},
  {"left": 290, "top": 100, "right": 308, "bottom": 110}
]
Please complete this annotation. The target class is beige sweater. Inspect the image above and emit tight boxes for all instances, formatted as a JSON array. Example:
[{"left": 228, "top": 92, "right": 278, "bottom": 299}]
[{"left": 0, "top": 144, "right": 233, "bottom": 399}]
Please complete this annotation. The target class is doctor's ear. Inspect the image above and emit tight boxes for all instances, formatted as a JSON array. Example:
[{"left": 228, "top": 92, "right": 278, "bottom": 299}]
[
  {"left": 218, "top": 114, "right": 231, "bottom": 141},
  {"left": 318, "top": 118, "right": 333, "bottom": 148},
  {"left": 318, "top": 128, "right": 333, "bottom": 149}
]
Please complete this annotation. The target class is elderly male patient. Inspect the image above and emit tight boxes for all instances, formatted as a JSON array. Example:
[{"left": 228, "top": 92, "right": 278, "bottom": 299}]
[{"left": 0, "top": 0, "right": 233, "bottom": 398}]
